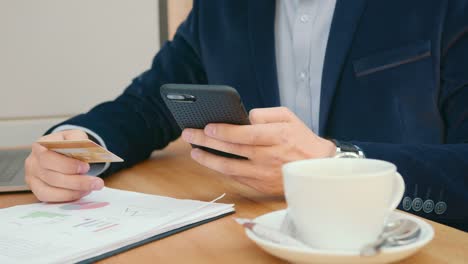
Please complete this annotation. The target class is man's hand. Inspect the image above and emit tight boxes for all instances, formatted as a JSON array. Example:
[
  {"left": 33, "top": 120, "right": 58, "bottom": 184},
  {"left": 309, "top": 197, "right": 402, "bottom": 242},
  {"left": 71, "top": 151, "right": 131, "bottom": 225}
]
[
  {"left": 25, "top": 130, "right": 104, "bottom": 202},
  {"left": 181, "top": 107, "right": 336, "bottom": 195}
]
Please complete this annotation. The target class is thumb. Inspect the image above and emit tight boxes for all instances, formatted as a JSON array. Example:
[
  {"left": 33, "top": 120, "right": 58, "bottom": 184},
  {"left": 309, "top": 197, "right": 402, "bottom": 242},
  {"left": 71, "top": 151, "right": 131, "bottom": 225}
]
[
  {"left": 249, "top": 107, "right": 297, "bottom": 124},
  {"left": 61, "top": 129, "right": 89, "bottom": 140}
]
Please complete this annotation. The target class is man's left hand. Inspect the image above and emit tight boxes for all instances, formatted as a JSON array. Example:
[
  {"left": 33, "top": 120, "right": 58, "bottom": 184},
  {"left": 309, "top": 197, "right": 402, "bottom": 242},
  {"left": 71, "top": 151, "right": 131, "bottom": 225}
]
[{"left": 181, "top": 107, "right": 336, "bottom": 195}]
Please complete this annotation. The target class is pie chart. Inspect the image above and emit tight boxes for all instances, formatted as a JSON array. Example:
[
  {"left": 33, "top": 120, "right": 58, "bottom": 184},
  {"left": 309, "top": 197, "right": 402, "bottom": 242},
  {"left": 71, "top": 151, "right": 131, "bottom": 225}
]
[{"left": 60, "top": 201, "right": 110, "bottom": 210}]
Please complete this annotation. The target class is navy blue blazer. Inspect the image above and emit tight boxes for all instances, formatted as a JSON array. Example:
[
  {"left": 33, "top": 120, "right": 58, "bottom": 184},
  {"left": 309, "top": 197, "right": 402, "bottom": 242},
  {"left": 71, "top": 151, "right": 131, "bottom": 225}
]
[{"left": 51, "top": 0, "right": 468, "bottom": 230}]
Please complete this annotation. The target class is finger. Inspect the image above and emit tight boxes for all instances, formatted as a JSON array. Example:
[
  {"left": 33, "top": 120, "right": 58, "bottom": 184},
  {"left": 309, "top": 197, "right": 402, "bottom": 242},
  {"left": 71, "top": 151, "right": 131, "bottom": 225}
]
[
  {"left": 25, "top": 155, "right": 91, "bottom": 202},
  {"left": 37, "top": 168, "right": 104, "bottom": 191},
  {"left": 249, "top": 107, "right": 296, "bottom": 124},
  {"left": 231, "top": 175, "right": 283, "bottom": 195},
  {"left": 204, "top": 123, "right": 287, "bottom": 145},
  {"left": 28, "top": 174, "right": 85, "bottom": 202},
  {"left": 230, "top": 175, "right": 263, "bottom": 191},
  {"left": 81, "top": 190, "right": 92, "bottom": 198},
  {"left": 182, "top": 129, "right": 255, "bottom": 158},
  {"left": 38, "top": 150, "right": 90, "bottom": 174},
  {"left": 190, "top": 148, "right": 260, "bottom": 179}
]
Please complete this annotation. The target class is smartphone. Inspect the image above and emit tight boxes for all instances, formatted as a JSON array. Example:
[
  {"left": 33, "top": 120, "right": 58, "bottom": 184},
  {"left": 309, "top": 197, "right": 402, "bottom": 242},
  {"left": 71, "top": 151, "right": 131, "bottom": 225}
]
[{"left": 160, "top": 84, "right": 250, "bottom": 159}]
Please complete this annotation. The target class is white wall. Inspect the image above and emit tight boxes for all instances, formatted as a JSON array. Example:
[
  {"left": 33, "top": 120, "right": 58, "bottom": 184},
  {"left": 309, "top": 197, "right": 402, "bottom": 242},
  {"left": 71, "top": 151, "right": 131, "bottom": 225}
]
[{"left": 0, "top": 0, "right": 159, "bottom": 147}]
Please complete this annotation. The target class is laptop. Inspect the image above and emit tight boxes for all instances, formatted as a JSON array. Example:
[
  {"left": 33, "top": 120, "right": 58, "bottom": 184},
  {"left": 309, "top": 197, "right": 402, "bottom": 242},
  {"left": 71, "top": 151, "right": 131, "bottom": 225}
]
[{"left": 0, "top": 148, "right": 30, "bottom": 192}]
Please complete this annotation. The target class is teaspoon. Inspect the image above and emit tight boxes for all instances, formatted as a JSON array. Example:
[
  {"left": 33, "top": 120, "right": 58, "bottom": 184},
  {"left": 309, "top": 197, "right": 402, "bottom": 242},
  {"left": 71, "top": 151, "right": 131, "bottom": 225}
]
[{"left": 360, "top": 219, "right": 421, "bottom": 256}]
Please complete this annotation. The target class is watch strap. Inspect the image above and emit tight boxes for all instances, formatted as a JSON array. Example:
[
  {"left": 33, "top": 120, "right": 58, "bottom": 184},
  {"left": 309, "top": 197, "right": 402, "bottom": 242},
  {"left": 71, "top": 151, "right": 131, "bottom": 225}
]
[{"left": 331, "top": 139, "right": 365, "bottom": 158}]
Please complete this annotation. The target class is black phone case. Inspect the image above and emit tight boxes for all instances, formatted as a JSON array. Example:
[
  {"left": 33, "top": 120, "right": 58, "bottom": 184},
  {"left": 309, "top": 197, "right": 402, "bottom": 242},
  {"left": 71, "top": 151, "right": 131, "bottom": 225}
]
[{"left": 160, "top": 84, "right": 250, "bottom": 159}]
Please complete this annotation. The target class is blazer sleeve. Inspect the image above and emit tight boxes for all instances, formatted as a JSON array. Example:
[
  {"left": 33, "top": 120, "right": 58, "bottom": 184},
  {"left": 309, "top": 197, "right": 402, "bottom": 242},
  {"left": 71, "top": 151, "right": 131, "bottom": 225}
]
[
  {"left": 352, "top": 3, "right": 468, "bottom": 231},
  {"left": 47, "top": 2, "right": 207, "bottom": 175}
]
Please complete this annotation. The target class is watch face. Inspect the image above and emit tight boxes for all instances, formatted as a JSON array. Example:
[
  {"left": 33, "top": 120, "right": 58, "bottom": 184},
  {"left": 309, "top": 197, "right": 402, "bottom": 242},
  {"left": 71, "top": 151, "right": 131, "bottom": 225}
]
[{"left": 334, "top": 152, "right": 360, "bottom": 158}]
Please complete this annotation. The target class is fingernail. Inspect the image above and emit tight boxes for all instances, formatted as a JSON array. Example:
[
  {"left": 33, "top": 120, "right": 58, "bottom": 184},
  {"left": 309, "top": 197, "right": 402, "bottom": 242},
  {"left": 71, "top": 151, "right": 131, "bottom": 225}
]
[
  {"left": 91, "top": 180, "right": 104, "bottom": 190},
  {"left": 182, "top": 129, "right": 193, "bottom": 142},
  {"left": 205, "top": 125, "right": 215, "bottom": 136},
  {"left": 78, "top": 163, "right": 90, "bottom": 174},
  {"left": 191, "top": 148, "right": 201, "bottom": 159}
]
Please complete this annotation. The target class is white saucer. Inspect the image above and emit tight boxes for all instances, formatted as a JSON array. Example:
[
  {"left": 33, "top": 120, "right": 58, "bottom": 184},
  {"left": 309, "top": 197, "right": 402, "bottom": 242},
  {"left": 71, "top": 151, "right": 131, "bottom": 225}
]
[{"left": 244, "top": 210, "right": 434, "bottom": 264}]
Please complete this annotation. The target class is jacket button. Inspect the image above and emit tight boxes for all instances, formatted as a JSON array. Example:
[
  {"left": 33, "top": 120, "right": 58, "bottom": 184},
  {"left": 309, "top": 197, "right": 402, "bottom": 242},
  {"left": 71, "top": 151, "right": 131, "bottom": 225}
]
[
  {"left": 412, "top": 198, "right": 423, "bottom": 211},
  {"left": 435, "top": 201, "right": 447, "bottom": 215},
  {"left": 423, "top": 200, "right": 434, "bottom": 213},
  {"left": 402, "top": 196, "right": 412, "bottom": 211}
]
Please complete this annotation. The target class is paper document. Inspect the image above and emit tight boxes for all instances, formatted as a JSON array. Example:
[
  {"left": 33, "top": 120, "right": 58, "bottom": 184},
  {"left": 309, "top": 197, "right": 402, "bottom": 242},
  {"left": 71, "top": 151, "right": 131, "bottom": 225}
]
[{"left": 0, "top": 188, "right": 234, "bottom": 264}]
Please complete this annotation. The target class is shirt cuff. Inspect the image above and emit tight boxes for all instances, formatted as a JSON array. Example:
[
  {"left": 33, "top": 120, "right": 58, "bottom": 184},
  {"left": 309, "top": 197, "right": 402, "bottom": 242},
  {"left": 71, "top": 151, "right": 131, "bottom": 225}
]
[{"left": 52, "top": 124, "right": 110, "bottom": 176}]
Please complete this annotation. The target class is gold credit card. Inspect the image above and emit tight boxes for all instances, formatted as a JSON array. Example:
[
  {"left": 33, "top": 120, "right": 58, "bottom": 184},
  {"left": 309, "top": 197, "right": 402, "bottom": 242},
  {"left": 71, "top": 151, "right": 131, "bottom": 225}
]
[{"left": 37, "top": 139, "right": 124, "bottom": 163}]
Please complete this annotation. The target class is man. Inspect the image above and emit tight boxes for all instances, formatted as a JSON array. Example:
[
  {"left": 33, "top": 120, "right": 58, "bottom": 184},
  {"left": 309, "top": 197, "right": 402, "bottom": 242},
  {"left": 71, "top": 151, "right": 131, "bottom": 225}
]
[{"left": 25, "top": 0, "right": 468, "bottom": 231}]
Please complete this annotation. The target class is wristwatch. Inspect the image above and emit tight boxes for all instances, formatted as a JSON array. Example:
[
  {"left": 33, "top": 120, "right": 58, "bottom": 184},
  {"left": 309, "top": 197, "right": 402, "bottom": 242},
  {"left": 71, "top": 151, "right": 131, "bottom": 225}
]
[{"left": 330, "top": 139, "right": 365, "bottom": 159}]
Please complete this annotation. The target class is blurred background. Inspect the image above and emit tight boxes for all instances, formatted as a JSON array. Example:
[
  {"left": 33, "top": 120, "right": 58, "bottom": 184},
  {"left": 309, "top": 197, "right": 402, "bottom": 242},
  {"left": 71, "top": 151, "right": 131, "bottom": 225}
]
[{"left": 0, "top": 0, "right": 192, "bottom": 147}]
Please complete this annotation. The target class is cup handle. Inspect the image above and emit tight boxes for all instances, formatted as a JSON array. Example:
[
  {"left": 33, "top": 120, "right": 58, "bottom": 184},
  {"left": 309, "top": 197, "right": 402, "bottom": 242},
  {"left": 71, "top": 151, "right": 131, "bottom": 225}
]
[{"left": 389, "top": 173, "right": 405, "bottom": 211}]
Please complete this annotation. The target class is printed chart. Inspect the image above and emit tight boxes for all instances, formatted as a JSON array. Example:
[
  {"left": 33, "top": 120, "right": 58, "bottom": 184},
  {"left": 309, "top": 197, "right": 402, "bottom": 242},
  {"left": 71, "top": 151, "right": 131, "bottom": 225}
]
[
  {"left": 11, "top": 211, "right": 69, "bottom": 226},
  {"left": 72, "top": 217, "right": 120, "bottom": 233},
  {"left": 21, "top": 211, "right": 68, "bottom": 219},
  {"left": 60, "top": 201, "right": 110, "bottom": 210}
]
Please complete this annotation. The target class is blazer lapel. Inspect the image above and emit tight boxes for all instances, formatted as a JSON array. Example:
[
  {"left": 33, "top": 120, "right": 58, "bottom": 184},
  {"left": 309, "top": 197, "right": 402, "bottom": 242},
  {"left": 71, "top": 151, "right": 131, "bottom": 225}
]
[
  {"left": 247, "top": 0, "right": 280, "bottom": 108},
  {"left": 319, "top": 0, "right": 367, "bottom": 136}
]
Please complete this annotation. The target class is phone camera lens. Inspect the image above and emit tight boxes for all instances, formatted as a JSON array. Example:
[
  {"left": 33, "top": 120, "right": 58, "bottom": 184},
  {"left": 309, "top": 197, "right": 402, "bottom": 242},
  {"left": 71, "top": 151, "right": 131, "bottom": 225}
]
[{"left": 167, "top": 94, "right": 186, "bottom": 100}]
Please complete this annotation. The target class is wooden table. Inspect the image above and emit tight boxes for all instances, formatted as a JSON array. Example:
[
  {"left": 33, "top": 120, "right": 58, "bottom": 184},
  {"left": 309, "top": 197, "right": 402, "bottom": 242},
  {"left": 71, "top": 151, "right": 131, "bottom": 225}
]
[{"left": 1, "top": 140, "right": 467, "bottom": 263}]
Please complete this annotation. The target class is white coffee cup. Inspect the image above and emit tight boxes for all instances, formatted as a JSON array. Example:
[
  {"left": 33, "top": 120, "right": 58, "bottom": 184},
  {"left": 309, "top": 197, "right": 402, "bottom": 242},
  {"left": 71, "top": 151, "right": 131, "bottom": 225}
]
[{"left": 282, "top": 158, "right": 405, "bottom": 251}]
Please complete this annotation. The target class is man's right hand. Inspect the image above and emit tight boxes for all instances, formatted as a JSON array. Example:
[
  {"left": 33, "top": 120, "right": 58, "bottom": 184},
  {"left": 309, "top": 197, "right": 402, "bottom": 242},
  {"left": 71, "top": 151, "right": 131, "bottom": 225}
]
[{"left": 25, "top": 129, "right": 105, "bottom": 202}]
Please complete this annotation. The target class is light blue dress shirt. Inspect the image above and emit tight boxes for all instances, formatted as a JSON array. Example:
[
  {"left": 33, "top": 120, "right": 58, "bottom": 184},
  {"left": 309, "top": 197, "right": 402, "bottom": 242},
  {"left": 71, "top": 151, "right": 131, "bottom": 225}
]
[{"left": 275, "top": 0, "right": 336, "bottom": 133}]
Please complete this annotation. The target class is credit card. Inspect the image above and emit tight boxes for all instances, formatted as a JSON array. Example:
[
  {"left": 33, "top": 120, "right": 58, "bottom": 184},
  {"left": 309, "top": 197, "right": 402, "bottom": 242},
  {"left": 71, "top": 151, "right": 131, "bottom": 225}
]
[{"left": 37, "top": 139, "right": 124, "bottom": 163}]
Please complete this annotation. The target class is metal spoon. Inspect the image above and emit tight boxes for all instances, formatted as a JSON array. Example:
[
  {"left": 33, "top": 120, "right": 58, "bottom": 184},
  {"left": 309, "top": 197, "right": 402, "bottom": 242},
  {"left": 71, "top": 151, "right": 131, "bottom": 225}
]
[{"left": 360, "top": 219, "right": 421, "bottom": 256}]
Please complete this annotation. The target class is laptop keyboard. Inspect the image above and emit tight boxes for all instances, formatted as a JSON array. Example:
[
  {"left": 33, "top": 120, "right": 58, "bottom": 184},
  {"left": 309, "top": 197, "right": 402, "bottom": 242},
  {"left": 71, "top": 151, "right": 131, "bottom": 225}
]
[{"left": 0, "top": 149, "right": 30, "bottom": 183}]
